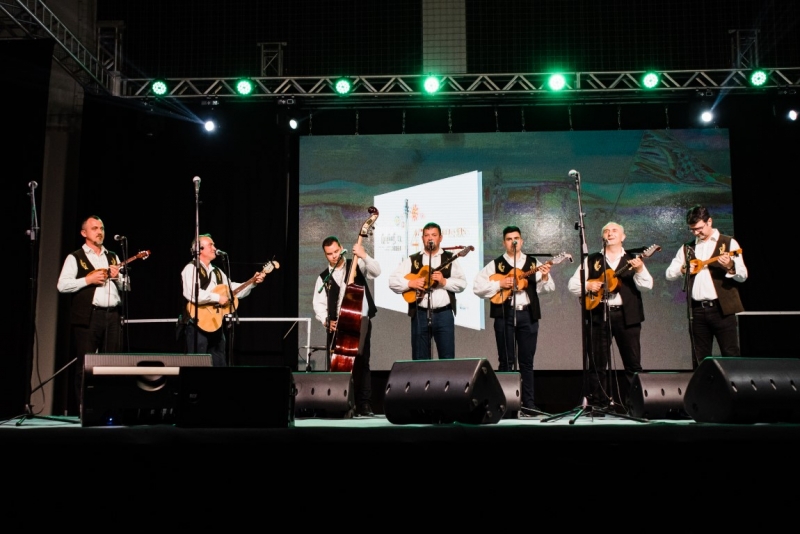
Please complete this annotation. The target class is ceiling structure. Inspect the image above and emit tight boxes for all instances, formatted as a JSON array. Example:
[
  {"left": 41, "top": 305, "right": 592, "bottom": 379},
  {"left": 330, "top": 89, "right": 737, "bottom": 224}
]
[{"left": 2, "top": 0, "right": 799, "bottom": 110}]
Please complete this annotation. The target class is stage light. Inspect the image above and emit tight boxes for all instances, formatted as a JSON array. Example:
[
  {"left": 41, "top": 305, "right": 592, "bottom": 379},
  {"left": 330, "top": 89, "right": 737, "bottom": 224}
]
[
  {"left": 204, "top": 120, "right": 216, "bottom": 132},
  {"left": 334, "top": 77, "right": 353, "bottom": 95},
  {"left": 642, "top": 71, "right": 660, "bottom": 89},
  {"left": 701, "top": 110, "right": 714, "bottom": 123},
  {"left": 151, "top": 79, "right": 168, "bottom": 96},
  {"left": 547, "top": 74, "right": 566, "bottom": 92},
  {"left": 235, "top": 78, "right": 254, "bottom": 96},
  {"left": 788, "top": 109, "right": 798, "bottom": 121},
  {"left": 423, "top": 75, "right": 441, "bottom": 95},
  {"left": 749, "top": 69, "right": 768, "bottom": 87},
  {"left": 289, "top": 118, "right": 298, "bottom": 130}
]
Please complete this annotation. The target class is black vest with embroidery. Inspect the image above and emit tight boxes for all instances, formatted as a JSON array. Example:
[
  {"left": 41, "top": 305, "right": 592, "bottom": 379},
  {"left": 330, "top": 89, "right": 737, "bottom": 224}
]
[
  {"left": 586, "top": 251, "right": 645, "bottom": 325},
  {"left": 489, "top": 255, "right": 542, "bottom": 321},
  {"left": 318, "top": 259, "right": 377, "bottom": 319},
  {"left": 69, "top": 248, "right": 118, "bottom": 326},
  {"left": 685, "top": 234, "right": 744, "bottom": 316},
  {"left": 407, "top": 251, "right": 456, "bottom": 317}
]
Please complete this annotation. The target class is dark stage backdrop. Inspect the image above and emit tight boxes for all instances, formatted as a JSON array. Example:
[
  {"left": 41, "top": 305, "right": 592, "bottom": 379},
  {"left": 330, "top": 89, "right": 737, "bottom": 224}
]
[{"left": 1, "top": 40, "right": 54, "bottom": 419}]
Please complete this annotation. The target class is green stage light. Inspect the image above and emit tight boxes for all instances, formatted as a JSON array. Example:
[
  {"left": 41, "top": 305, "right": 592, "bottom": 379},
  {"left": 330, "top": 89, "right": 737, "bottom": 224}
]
[
  {"left": 335, "top": 77, "right": 353, "bottom": 95},
  {"left": 642, "top": 71, "right": 660, "bottom": 89},
  {"left": 749, "top": 69, "right": 768, "bottom": 87},
  {"left": 547, "top": 74, "right": 566, "bottom": 92},
  {"left": 235, "top": 78, "right": 254, "bottom": 96},
  {"left": 423, "top": 75, "right": 441, "bottom": 94},
  {"left": 151, "top": 79, "right": 168, "bottom": 96}
]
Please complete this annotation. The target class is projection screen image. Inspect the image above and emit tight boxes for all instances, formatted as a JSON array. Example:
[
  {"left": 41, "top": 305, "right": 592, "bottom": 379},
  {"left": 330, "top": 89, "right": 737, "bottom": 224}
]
[{"left": 298, "top": 129, "right": 733, "bottom": 371}]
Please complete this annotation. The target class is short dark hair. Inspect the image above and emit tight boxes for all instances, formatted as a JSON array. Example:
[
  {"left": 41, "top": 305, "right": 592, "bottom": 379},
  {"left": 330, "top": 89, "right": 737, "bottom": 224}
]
[
  {"left": 686, "top": 205, "right": 710, "bottom": 226},
  {"left": 322, "top": 236, "right": 341, "bottom": 249},
  {"left": 502, "top": 225, "right": 521, "bottom": 238},
  {"left": 190, "top": 233, "right": 212, "bottom": 255},
  {"left": 80, "top": 215, "right": 102, "bottom": 230},
  {"left": 422, "top": 222, "right": 441, "bottom": 234}
]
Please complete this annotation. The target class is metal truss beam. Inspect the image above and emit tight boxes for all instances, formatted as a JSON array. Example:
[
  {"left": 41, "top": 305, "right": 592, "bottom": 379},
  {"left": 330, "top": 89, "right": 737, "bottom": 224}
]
[
  {"left": 0, "top": 0, "right": 112, "bottom": 95},
  {"left": 121, "top": 69, "right": 800, "bottom": 109}
]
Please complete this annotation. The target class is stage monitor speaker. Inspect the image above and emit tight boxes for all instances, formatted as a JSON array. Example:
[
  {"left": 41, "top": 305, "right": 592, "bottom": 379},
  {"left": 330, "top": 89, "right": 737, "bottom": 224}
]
[
  {"left": 81, "top": 353, "right": 212, "bottom": 427},
  {"left": 496, "top": 372, "right": 521, "bottom": 419},
  {"left": 684, "top": 357, "right": 800, "bottom": 423},
  {"left": 176, "top": 366, "right": 295, "bottom": 428},
  {"left": 383, "top": 358, "right": 506, "bottom": 424},
  {"left": 293, "top": 372, "right": 354, "bottom": 418},
  {"left": 628, "top": 372, "right": 692, "bottom": 420}
]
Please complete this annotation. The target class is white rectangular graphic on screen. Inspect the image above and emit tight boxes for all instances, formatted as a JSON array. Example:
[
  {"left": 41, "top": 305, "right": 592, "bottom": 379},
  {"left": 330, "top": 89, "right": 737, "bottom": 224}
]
[{"left": 373, "top": 170, "right": 484, "bottom": 331}]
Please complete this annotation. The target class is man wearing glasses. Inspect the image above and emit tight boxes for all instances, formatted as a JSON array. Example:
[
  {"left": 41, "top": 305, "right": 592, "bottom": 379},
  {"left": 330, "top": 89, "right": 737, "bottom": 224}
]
[{"left": 666, "top": 205, "right": 747, "bottom": 368}]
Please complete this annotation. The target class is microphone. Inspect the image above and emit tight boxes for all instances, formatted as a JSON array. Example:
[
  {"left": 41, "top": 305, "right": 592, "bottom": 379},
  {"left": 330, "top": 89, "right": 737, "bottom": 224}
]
[
  {"left": 215, "top": 249, "right": 228, "bottom": 256},
  {"left": 569, "top": 170, "right": 580, "bottom": 178},
  {"left": 114, "top": 235, "right": 126, "bottom": 241},
  {"left": 28, "top": 181, "right": 38, "bottom": 189},
  {"left": 512, "top": 239, "right": 518, "bottom": 247},
  {"left": 339, "top": 249, "right": 348, "bottom": 255},
  {"left": 193, "top": 176, "right": 201, "bottom": 193},
  {"left": 427, "top": 240, "right": 435, "bottom": 251}
]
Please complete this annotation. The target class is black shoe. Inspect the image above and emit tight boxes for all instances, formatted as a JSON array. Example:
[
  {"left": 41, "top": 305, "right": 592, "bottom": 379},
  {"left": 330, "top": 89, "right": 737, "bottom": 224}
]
[{"left": 356, "top": 403, "right": 374, "bottom": 417}]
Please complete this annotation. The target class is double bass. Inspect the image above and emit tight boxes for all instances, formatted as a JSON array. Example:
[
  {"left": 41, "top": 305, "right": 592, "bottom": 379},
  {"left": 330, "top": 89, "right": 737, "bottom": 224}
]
[{"left": 330, "top": 207, "right": 379, "bottom": 372}]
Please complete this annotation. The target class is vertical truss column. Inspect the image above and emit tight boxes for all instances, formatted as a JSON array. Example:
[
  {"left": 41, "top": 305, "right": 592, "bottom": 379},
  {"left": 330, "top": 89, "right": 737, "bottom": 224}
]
[
  {"left": 259, "top": 42, "right": 287, "bottom": 76},
  {"left": 729, "top": 29, "right": 759, "bottom": 69},
  {"left": 97, "top": 20, "right": 124, "bottom": 96}
]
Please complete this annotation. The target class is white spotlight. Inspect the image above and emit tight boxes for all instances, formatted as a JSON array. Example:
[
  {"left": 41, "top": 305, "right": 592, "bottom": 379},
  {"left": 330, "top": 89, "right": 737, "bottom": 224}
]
[
  {"left": 701, "top": 111, "right": 713, "bottom": 123},
  {"left": 789, "top": 110, "right": 798, "bottom": 121},
  {"left": 204, "top": 120, "right": 216, "bottom": 132},
  {"left": 289, "top": 118, "right": 298, "bottom": 130}
]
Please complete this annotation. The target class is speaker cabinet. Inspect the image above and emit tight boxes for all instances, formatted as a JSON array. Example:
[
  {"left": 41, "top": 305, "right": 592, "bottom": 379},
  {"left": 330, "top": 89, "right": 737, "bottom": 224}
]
[
  {"left": 628, "top": 372, "right": 692, "bottom": 420},
  {"left": 684, "top": 357, "right": 800, "bottom": 423},
  {"left": 496, "top": 372, "right": 521, "bottom": 419},
  {"left": 383, "top": 358, "right": 506, "bottom": 424},
  {"left": 177, "top": 366, "right": 295, "bottom": 428},
  {"left": 81, "top": 353, "right": 211, "bottom": 427},
  {"left": 293, "top": 372, "right": 354, "bottom": 418}
]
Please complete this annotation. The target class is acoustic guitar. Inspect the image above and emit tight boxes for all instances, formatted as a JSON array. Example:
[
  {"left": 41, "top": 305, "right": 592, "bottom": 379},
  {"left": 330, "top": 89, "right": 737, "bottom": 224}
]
[
  {"left": 89, "top": 250, "right": 151, "bottom": 278},
  {"left": 402, "top": 245, "right": 474, "bottom": 303},
  {"left": 585, "top": 244, "right": 661, "bottom": 311},
  {"left": 489, "top": 251, "right": 573, "bottom": 305},
  {"left": 688, "top": 248, "right": 742, "bottom": 275},
  {"left": 186, "top": 260, "right": 279, "bottom": 333},
  {"left": 331, "top": 207, "right": 379, "bottom": 372}
]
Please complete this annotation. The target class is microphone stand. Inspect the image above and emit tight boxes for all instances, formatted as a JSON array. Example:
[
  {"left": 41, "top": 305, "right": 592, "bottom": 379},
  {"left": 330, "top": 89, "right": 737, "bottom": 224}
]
[
  {"left": 682, "top": 240, "right": 698, "bottom": 368},
  {"left": 425, "top": 243, "right": 434, "bottom": 359},
  {"left": 509, "top": 241, "right": 519, "bottom": 372},
  {"left": 323, "top": 254, "right": 345, "bottom": 371},
  {"left": 118, "top": 237, "right": 130, "bottom": 352},
  {"left": 221, "top": 253, "right": 238, "bottom": 366},
  {"left": 191, "top": 179, "right": 201, "bottom": 358}
]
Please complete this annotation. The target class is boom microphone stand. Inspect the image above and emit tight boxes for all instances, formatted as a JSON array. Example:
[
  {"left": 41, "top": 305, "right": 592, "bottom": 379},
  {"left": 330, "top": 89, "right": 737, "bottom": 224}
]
[{"left": 424, "top": 240, "right": 435, "bottom": 358}]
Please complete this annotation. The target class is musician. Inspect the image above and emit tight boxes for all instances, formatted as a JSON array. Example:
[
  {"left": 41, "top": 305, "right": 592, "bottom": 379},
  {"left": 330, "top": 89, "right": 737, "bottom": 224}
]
[
  {"left": 473, "top": 226, "right": 554, "bottom": 416},
  {"left": 567, "top": 222, "right": 653, "bottom": 408},
  {"left": 665, "top": 205, "right": 747, "bottom": 367},
  {"left": 312, "top": 236, "right": 381, "bottom": 417},
  {"left": 181, "top": 233, "right": 265, "bottom": 367},
  {"left": 57, "top": 215, "right": 130, "bottom": 409},
  {"left": 388, "top": 222, "right": 467, "bottom": 360}
]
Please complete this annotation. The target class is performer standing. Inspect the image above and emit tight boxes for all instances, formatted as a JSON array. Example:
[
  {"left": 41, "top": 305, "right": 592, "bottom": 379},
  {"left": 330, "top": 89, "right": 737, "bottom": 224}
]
[
  {"left": 665, "top": 205, "right": 747, "bottom": 367},
  {"left": 313, "top": 236, "right": 381, "bottom": 417},
  {"left": 473, "top": 226, "right": 554, "bottom": 415},
  {"left": 181, "top": 233, "right": 265, "bottom": 367},
  {"left": 388, "top": 222, "right": 467, "bottom": 360},
  {"left": 567, "top": 222, "right": 653, "bottom": 407},
  {"left": 57, "top": 215, "right": 129, "bottom": 409}
]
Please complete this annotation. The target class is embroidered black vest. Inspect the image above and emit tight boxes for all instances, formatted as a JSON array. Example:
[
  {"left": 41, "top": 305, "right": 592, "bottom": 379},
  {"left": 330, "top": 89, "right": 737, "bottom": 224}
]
[
  {"left": 586, "top": 251, "right": 645, "bottom": 326},
  {"left": 407, "top": 251, "right": 456, "bottom": 317},
  {"left": 489, "top": 255, "right": 542, "bottom": 321},
  {"left": 685, "top": 234, "right": 744, "bottom": 316},
  {"left": 69, "top": 248, "right": 118, "bottom": 326},
  {"left": 318, "top": 259, "right": 377, "bottom": 319}
]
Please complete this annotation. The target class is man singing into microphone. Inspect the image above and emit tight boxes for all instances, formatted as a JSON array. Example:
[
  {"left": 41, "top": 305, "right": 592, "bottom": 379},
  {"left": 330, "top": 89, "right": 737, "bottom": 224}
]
[
  {"left": 312, "top": 236, "right": 381, "bottom": 416},
  {"left": 473, "top": 225, "right": 554, "bottom": 416},
  {"left": 57, "top": 215, "right": 130, "bottom": 412},
  {"left": 389, "top": 222, "right": 467, "bottom": 360}
]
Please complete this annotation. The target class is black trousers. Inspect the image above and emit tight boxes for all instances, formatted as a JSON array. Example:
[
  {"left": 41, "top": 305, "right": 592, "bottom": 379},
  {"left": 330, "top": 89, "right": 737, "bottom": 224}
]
[
  {"left": 587, "top": 307, "right": 642, "bottom": 404},
  {"left": 690, "top": 303, "right": 740, "bottom": 367},
  {"left": 72, "top": 307, "right": 121, "bottom": 408}
]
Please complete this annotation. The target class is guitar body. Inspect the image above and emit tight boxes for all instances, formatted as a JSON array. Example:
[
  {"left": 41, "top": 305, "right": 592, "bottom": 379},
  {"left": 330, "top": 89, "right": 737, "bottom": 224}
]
[
  {"left": 403, "top": 266, "right": 434, "bottom": 303},
  {"left": 489, "top": 268, "right": 528, "bottom": 305},
  {"left": 186, "top": 285, "right": 238, "bottom": 333},
  {"left": 585, "top": 269, "right": 619, "bottom": 311},
  {"left": 689, "top": 248, "right": 742, "bottom": 275}
]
